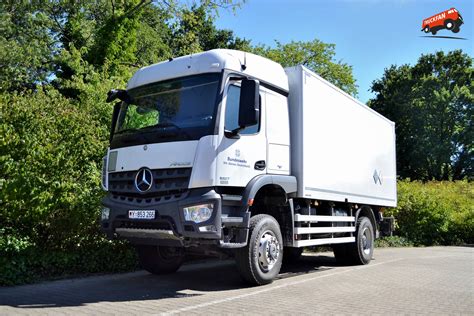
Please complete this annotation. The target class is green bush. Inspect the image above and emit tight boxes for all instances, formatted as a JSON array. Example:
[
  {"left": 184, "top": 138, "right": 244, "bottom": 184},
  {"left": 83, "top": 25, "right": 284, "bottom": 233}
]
[
  {"left": 0, "top": 233, "right": 137, "bottom": 286},
  {"left": 375, "top": 236, "right": 414, "bottom": 248},
  {"left": 0, "top": 88, "right": 106, "bottom": 249},
  {"left": 385, "top": 180, "right": 474, "bottom": 246},
  {"left": 0, "top": 79, "right": 138, "bottom": 286}
]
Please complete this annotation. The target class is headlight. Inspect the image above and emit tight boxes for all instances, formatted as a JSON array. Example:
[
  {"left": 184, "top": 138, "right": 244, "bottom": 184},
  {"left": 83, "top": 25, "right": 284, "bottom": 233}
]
[
  {"left": 183, "top": 203, "right": 213, "bottom": 223},
  {"left": 101, "top": 207, "right": 110, "bottom": 220}
]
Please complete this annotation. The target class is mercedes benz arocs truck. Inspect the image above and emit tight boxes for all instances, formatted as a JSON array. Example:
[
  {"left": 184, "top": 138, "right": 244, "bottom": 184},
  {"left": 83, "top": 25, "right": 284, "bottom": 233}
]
[{"left": 101, "top": 49, "right": 396, "bottom": 285}]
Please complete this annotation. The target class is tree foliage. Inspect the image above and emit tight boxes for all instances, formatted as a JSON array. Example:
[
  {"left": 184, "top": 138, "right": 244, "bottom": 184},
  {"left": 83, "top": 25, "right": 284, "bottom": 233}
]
[
  {"left": 0, "top": 0, "right": 247, "bottom": 93},
  {"left": 170, "top": 5, "right": 251, "bottom": 56},
  {"left": 370, "top": 51, "right": 473, "bottom": 181},
  {"left": 253, "top": 40, "right": 357, "bottom": 95},
  {"left": 88, "top": 1, "right": 142, "bottom": 71},
  {"left": 0, "top": 2, "right": 56, "bottom": 91}
]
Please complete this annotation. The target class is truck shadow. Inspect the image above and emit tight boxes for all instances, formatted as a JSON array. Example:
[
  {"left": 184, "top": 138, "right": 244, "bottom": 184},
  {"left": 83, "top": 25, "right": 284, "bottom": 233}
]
[
  {"left": 279, "top": 253, "right": 336, "bottom": 278},
  {"left": 1, "top": 254, "right": 336, "bottom": 309}
]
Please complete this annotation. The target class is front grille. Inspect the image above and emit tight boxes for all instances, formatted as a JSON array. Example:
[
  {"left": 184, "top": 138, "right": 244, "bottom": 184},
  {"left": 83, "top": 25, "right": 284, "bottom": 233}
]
[
  {"left": 110, "top": 191, "right": 188, "bottom": 205},
  {"left": 108, "top": 168, "right": 191, "bottom": 201}
]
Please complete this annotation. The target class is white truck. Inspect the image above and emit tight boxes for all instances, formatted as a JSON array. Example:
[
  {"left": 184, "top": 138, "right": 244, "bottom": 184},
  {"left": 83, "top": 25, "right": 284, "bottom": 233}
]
[{"left": 101, "top": 49, "right": 396, "bottom": 285}]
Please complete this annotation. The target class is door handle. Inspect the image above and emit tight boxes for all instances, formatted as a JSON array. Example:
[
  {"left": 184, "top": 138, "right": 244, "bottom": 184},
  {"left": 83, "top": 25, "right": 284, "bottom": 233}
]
[{"left": 254, "top": 160, "right": 266, "bottom": 170}]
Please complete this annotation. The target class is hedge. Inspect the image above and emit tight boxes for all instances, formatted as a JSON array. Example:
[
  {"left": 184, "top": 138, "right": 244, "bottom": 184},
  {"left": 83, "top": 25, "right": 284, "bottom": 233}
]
[
  {"left": 385, "top": 180, "right": 473, "bottom": 246},
  {"left": 0, "top": 233, "right": 137, "bottom": 286},
  {"left": 0, "top": 79, "right": 138, "bottom": 286}
]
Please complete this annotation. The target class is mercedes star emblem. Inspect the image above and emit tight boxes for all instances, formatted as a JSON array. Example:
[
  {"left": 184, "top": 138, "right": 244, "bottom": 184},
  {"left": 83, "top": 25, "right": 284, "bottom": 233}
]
[{"left": 135, "top": 168, "right": 153, "bottom": 192}]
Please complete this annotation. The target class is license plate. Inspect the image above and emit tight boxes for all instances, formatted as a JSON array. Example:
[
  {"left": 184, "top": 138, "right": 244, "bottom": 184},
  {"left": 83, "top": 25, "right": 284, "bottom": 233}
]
[{"left": 128, "top": 210, "right": 155, "bottom": 220}]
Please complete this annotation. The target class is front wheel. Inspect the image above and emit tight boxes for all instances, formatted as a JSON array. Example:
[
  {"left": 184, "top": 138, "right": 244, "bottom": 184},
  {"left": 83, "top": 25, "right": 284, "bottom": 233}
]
[
  {"left": 444, "top": 20, "right": 455, "bottom": 30},
  {"left": 136, "top": 245, "right": 185, "bottom": 275},
  {"left": 235, "top": 214, "right": 283, "bottom": 285}
]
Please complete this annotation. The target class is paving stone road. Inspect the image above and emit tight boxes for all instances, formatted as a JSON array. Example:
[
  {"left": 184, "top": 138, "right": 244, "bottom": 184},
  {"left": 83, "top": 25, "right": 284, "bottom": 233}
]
[{"left": 0, "top": 247, "right": 473, "bottom": 315}]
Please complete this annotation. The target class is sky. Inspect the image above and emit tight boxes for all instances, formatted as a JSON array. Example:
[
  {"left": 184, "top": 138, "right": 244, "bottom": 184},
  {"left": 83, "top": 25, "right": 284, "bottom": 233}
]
[{"left": 215, "top": 0, "right": 473, "bottom": 102}]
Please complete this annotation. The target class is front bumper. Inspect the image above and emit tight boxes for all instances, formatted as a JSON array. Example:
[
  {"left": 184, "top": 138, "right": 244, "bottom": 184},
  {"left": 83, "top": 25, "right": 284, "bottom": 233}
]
[{"left": 101, "top": 188, "right": 223, "bottom": 247}]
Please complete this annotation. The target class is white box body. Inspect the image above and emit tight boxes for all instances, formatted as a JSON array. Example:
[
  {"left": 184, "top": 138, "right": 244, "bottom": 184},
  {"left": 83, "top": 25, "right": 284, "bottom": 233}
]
[{"left": 285, "top": 65, "right": 397, "bottom": 207}]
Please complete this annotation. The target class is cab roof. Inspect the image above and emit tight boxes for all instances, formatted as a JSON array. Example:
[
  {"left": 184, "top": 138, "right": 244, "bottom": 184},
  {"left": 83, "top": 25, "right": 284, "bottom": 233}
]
[{"left": 127, "top": 49, "right": 289, "bottom": 92}]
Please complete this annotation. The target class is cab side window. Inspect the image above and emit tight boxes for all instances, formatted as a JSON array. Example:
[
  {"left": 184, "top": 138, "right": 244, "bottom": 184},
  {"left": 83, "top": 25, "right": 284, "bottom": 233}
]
[{"left": 225, "top": 84, "right": 259, "bottom": 135}]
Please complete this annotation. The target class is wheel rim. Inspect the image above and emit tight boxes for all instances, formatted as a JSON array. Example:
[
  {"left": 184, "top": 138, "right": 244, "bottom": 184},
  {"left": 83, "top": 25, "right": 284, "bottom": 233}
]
[
  {"left": 447, "top": 22, "right": 453, "bottom": 29},
  {"left": 361, "top": 227, "right": 372, "bottom": 256},
  {"left": 258, "top": 230, "right": 280, "bottom": 272}
]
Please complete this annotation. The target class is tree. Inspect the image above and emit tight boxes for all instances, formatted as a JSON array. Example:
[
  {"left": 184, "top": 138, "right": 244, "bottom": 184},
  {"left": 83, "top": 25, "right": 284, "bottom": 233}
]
[
  {"left": 253, "top": 40, "right": 357, "bottom": 96},
  {"left": 0, "top": 0, "right": 244, "bottom": 93},
  {"left": 170, "top": 5, "right": 251, "bottom": 57},
  {"left": 134, "top": 5, "right": 173, "bottom": 66},
  {"left": 0, "top": 2, "right": 56, "bottom": 91},
  {"left": 369, "top": 50, "right": 473, "bottom": 180}
]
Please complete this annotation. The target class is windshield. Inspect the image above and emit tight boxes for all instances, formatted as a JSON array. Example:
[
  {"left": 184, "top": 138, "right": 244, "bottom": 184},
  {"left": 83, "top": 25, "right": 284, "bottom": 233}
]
[{"left": 111, "top": 73, "right": 221, "bottom": 148}]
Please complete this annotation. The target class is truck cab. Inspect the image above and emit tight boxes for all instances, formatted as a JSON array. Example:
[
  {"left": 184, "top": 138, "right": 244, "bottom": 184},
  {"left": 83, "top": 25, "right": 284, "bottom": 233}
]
[{"left": 101, "top": 49, "right": 395, "bottom": 285}]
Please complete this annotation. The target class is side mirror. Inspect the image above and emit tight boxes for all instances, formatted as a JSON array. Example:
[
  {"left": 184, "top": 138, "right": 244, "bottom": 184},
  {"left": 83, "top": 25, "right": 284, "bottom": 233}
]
[
  {"left": 238, "top": 79, "right": 260, "bottom": 128},
  {"left": 109, "top": 102, "right": 121, "bottom": 143},
  {"left": 106, "top": 89, "right": 131, "bottom": 103}
]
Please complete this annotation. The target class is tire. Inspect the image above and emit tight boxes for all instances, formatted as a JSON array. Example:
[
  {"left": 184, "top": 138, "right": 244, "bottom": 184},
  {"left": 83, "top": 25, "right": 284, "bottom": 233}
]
[
  {"left": 452, "top": 27, "right": 460, "bottom": 33},
  {"left": 333, "top": 216, "right": 374, "bottom": 265},
  {"left": 444, "top": 20, "right": 454, "bottom": 30},
  {"left": 235, "top": 214, "right": 283, "bottom": 285},
  {"left": 431, "top": 29, "right": 437, "bottom": 35},
  {"left": 423, "top": 26, "right": 430, "bottom": 33},
  {"left": 283, "top": 247, "right": 303, "bottom": 263},
  {"left": 136, "top": 245, "right": 185, "bottom": 275}
]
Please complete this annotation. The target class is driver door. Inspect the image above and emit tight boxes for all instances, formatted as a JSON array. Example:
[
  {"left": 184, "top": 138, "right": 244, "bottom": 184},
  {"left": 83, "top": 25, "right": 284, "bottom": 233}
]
[{"left": 215, "top": 81, "right": 267, "bottom": 187}]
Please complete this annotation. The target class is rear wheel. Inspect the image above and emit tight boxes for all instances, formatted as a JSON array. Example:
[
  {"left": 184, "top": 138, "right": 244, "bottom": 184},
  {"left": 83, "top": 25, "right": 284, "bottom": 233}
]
[
  {"left": 333, "top": 216, "right": 374, "bottom": 265},
  {"left": 235, "top": 214, "right": 283, "bottom": 285},
  {"left": 136, "top": 245, "right": 185, "bottom": 274},
  {"left": 423, "top": 26, "right": 430, "bottom": 33}
]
